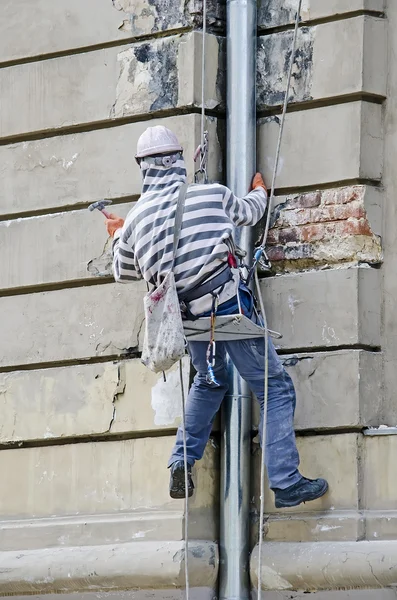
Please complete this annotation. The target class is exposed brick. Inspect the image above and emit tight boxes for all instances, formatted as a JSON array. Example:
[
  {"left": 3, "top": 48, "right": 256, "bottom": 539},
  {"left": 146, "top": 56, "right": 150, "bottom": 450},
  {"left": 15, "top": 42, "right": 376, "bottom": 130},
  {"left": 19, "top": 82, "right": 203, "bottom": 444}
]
[
  {"left": 283, "top": 191, "right": 321, "bottom": 210},
  {"left": 267, "top": 246, "right": 285, "bottom": 261},
  {"left": 265, "top": 186, "right": 381, "bottom": 271},
  {"left": 278, "top": 227, "right": 302, "bottom": 244},
  {"left": 310, "top": 202, "right": 366, "bottom": 223},
  {"left": 266, "top": 229, "right": 279, "bottom": 245},
  {"left": 322, "top": 186, "right": 362, "bottom": 206}
]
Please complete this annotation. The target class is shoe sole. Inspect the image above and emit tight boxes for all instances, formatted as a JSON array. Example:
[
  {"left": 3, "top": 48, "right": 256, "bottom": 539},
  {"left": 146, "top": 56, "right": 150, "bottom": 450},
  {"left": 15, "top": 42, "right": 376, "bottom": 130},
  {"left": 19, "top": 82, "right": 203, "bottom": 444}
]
[
  {"left": 275, "top": 480, "right": 329, "bottom": 508},
  {"left": 169, "top": 466, "right": 194, "bottom": 499}
]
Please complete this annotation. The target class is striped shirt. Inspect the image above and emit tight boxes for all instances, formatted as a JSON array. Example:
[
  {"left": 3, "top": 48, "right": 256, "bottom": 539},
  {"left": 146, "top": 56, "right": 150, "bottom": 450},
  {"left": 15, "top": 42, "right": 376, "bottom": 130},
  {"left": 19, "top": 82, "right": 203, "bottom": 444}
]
[{"left": 112, "top": 157, "right": 267, "bottom": 315}]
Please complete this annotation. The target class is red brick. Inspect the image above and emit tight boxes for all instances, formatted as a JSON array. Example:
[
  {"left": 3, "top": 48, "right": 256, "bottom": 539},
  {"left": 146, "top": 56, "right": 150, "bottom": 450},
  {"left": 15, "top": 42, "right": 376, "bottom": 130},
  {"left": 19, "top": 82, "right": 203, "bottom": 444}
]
[
  {"left": 338, "top": 218, "right": 372, "bottom": 236},
  {"left": 284, "top": 191, "right": 321, "bottom": 210},
  {"left": 322, "top": 186, "right": 364, "bottom": 205},
  {"left": 277, "top": 208, "right": 312, "bottom": 227},
  {"left": 266, "top": 229, "right": 279, "bottom": 245},
  {"left": 278, "top": 227, "right": 302, "bottom": 244},
  {"left": 301, "top": 224, "right": 326, "bottom": 242},
  {"left": 310, "top": 202, "right": 366, "bottom": 223},
  {"left": 267, "top": 246, "right": 285, "bottom": 261}
]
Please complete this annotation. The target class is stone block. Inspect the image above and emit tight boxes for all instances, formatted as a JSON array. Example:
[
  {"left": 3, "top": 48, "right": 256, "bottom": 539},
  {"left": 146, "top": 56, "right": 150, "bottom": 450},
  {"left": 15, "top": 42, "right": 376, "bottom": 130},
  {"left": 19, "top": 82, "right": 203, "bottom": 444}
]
[
  {"left": 112, "top": 32, "right": 224, "bottom": 119},
  {"left": 251, "top": 539, "right": 397, "bottom": 592},
  {"left": 260, "top": 267, "right": 381, "bottom": 351},
  {"left": 251, "top": 434, "right": 360, "bottom": 517},
  {"left": 0, "top": 283, "right": 146, "bottom": 369},
  {"left": 113, "top": 0, "right": 225, "bottom": 37},
  {"left": 0, "top": 203, "right": 133, "bottom": 291},
  {"left": 261, "top": 511, "right": 364, "bottom": 543},
  {"left": 0, "top": 437, "right": 217, "bottom": 529},
  {"left": 257, "top": 17, "right": 386, "bottom": 109},
  {"left": 285, "top": 350, "right": 381, "bottom": 430},
  {"left": 0, "top": 1, "right": 225, "bottom": 64},
  {"left": 0, "top": 32, "right": 222, "bottom": 140},
  {"left": 0, "top": 114, "right": 223, "bottom": 217},
  {"left": 363, "top": 435, "right": 397, "bottom": 510},
  {"left": 258, "top": 0, "right": 385, "bottom": 29},
  {"left": 0, "top": 540, "right": 218, "bottom": 595},
  {"left": 0, "top": 0, "right": 129, "bottom": 63},
  {"left": 260, "top": 592, "right": 397, "bottom": 600},
  {"left": 257, "top": 102, "right": 383, "bottom": 189},
  {"left": 0, "top": 358, "right": 190, "bottom": 443},
  {"left": 0, "top": 46, "right": 124, "bottom": 140}
]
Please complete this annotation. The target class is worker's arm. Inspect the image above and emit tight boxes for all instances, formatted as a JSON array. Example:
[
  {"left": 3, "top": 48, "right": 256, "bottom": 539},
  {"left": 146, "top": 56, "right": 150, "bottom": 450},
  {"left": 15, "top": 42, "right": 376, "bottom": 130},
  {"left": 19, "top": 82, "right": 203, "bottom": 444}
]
[
  {"left": 106, "top": 215, "right": 143, "bottom": 283},
  {"left": 221, "top": 172, "right": 268, "bottom": 227}
]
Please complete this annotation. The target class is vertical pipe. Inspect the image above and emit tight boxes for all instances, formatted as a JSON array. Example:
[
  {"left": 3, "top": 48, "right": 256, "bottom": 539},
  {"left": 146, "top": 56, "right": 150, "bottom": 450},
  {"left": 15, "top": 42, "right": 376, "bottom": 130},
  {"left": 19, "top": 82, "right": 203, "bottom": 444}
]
[{"left": 220, "top": 2, "right": 257, "bottom": 600}]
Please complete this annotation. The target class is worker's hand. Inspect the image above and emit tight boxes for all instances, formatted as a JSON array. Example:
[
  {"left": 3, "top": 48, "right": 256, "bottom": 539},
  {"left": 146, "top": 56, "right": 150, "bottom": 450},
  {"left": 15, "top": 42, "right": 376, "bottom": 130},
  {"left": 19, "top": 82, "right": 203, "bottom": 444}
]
[
  {"left": 251, "top": 172, "right": 267, "bottom": 194},
  {"left": 106, "top": 214, "right": 125, "bottom": 237}
]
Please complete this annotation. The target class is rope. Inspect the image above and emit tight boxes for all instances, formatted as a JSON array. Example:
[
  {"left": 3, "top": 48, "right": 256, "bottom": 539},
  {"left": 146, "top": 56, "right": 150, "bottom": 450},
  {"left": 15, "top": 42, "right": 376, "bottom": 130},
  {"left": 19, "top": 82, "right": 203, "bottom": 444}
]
[
  {"left": 179, "top": 359, "right": 190, "bottom": 600},
  {"left": 255, "top": 2, "right": 302, "bottom": 598},
  {"left": 194, "top": 0, "right": 209, "bottom": 184},
  {"left": 260, "top": 0, "right": 302, "bottom": 249},
  {"left": 201, "top": 0, "right": 207, "bottom": 153}
]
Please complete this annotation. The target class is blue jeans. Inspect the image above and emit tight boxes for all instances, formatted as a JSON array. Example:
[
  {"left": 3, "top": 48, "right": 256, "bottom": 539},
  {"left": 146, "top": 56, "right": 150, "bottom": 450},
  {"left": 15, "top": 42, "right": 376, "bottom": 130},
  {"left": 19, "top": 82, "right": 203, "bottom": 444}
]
[{"left": 168, "top": 325, "right": 302, "bottom": 490}]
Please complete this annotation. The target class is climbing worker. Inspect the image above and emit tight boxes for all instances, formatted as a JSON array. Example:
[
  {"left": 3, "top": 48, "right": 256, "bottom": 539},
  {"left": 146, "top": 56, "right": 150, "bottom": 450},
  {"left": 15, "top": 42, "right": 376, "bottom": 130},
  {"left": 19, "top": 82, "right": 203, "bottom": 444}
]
[{"left": 105, "top": 125, "right": 329, "bottom": 508}]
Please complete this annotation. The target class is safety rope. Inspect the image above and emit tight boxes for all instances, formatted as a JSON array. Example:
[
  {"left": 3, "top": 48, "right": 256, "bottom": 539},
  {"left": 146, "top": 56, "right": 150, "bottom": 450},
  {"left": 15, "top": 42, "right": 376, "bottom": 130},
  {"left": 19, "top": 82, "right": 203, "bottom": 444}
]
[
  {"left": 194, "top": 0, "right": 209, "bottom": 184},
  {"left": 179, "top": 359, "right": 190, "bottom": 600},
  {"left": 255, "top": 2, "right": 302, "bottom": 599},
  {"left": 250, "top": 0, "right": 303, "bottom": 278},
  {"left": 182, "top": 4, "right": 208, "bottom": 598}
]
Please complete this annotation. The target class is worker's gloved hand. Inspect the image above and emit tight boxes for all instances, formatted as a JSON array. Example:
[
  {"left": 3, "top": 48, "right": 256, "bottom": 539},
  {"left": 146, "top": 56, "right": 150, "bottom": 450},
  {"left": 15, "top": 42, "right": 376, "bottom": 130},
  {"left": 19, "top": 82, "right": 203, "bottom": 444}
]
[
  {"left": 106, "top": 214, "right": 125, "bottom": 238},
  {"left": 251, "top": 172, "right": 268, "bottom": 194}
]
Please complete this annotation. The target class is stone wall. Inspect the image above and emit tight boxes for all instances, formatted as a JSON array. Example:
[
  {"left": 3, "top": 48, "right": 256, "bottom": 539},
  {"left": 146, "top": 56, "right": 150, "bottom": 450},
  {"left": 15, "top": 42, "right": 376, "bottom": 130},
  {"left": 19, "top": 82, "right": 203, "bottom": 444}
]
[
  {"left": 253, "top": 1, "right": 397, "bottom": 597},
  {"left": 0, "top": 1, "right": 222, "bottom": 596},
  {"left": 0, "top": 1, "right": 395, "bottom": 599}
]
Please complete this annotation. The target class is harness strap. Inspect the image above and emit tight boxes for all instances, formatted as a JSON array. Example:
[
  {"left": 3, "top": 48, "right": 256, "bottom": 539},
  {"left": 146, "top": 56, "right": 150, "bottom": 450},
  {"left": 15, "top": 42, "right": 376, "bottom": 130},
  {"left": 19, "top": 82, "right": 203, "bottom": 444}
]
[{"left": 179, "top": 266, "right": 233, "bottom": 304}]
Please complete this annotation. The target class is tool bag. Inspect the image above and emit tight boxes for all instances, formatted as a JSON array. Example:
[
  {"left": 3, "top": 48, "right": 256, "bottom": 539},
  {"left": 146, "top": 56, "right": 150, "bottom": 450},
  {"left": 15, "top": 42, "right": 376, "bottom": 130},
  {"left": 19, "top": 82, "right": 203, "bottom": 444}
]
[{"left": 141, "top": 183, "right": 188, "bottom": 373}]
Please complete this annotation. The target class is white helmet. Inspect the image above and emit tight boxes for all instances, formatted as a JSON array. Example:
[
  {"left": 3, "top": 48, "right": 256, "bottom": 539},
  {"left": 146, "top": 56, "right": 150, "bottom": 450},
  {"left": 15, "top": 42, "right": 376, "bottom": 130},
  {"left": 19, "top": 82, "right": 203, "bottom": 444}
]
[{"left": 135, "top": 126, "right": 183, "bottom": 159}]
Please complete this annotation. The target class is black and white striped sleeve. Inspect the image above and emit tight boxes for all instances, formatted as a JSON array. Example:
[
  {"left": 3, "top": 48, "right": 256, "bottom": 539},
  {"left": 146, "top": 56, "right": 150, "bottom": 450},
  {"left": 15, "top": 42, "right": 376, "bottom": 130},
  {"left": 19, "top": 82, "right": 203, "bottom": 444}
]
[
  {"left": 112, "top": 228, "right": 142, "bottom": 283},
  {"left": 220, "top": 185, "right": 268, "bottom": 226}
]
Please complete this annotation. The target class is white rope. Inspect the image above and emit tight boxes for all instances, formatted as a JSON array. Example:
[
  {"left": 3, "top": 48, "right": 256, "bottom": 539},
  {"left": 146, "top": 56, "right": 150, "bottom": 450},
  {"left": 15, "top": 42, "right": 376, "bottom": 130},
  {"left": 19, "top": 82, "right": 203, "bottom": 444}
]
[
  {"left": 260, "top": 0, "right": 303, "bottom": 248},
  {"left": 201, "top": 0, "right": 207, "bottom": 151},
  {"left": 255, "top": 2, "right": 302, "bottom": 598},
  {"left": 179, "top": 359, "right": 190, "bottom": 600}
]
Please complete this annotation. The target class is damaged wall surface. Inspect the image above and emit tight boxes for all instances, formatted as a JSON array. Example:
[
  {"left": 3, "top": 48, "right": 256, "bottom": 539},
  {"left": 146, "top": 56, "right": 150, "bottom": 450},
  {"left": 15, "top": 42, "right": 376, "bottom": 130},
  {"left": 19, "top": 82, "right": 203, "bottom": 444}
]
[{"left": 0, "top": 0, "right": 394, "bottom": 599}]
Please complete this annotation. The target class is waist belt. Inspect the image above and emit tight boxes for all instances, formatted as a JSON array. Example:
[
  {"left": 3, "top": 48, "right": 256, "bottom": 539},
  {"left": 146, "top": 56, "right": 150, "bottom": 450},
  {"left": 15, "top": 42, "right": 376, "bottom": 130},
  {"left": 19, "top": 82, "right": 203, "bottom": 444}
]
[{"left": 179, "top": 267, "right": 234, "bottom": 304}]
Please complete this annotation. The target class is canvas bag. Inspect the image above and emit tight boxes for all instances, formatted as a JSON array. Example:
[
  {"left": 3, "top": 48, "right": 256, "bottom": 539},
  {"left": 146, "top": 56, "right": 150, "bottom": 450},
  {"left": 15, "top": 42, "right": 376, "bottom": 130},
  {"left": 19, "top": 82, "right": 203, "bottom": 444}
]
[{"left": 141, "top": 183, "right": 188, "bottom": 373}]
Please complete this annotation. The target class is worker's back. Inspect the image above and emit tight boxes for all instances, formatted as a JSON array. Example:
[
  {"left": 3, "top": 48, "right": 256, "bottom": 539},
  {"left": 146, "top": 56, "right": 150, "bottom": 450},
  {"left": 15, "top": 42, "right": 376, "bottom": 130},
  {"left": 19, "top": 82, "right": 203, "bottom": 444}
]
[{"left": 112, "top": 155, "right": 267, "bottom": 315}]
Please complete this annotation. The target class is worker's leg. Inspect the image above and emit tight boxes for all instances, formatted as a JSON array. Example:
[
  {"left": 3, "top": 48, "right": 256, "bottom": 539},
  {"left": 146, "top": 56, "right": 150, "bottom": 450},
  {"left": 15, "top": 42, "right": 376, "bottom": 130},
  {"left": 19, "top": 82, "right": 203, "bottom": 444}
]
[
  {"left": 225, "top": 336, "right": 301, "bottom": 490},
  {"left": 168, "top": 340, "right": 228, "bottom": 468}
]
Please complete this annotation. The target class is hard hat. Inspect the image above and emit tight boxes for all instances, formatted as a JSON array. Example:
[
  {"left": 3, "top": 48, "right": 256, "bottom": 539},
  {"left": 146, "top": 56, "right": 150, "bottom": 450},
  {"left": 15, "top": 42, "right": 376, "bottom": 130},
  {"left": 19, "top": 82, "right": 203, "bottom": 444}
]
[{"left": 135, "top": 126, "right": 183, "bottom": 158}]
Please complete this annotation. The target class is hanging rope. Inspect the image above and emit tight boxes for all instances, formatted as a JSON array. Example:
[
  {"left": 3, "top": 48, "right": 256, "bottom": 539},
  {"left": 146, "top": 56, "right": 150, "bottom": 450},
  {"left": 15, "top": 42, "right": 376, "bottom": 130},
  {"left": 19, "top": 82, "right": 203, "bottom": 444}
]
[
  {"left": 179, "top": 359, "right": 190, "bottom": 600},
  {"left": 194, "top": 0, "right": 209, "bottom": 184},
  {"left": 255, "top": 3, "right": 302, "bottom": 599}
]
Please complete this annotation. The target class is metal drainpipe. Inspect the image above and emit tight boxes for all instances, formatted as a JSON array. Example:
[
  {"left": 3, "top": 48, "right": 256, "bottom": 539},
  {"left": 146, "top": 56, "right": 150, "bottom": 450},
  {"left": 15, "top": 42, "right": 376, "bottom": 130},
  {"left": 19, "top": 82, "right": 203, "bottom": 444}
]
[{"left": 220, "top": 1, "right": 257, "bottom": 600}]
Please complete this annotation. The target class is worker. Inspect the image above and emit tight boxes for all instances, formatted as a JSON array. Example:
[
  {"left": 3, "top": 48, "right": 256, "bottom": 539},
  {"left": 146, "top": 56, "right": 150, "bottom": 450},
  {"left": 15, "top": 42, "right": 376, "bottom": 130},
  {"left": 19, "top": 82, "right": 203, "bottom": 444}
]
[{"left": 105, "top": 126, "right": 329, "bottom": 508}]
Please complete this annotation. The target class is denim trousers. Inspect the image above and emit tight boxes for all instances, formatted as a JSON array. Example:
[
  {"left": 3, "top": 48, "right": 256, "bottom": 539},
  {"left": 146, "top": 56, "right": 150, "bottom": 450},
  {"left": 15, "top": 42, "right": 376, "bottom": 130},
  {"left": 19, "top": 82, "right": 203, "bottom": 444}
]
[{"left": 168, "top": 332, "right": 302, "bottom": 490}]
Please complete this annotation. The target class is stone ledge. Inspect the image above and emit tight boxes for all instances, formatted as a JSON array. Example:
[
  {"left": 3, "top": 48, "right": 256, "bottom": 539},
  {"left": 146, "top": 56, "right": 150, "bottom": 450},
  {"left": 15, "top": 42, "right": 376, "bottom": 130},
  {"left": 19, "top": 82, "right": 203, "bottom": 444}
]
[
  {"left": 250, "top": 540, "right": 397, "bottom": 591},
  {"left": 0, "top": 540, "right": 218, "bottom": 595}
]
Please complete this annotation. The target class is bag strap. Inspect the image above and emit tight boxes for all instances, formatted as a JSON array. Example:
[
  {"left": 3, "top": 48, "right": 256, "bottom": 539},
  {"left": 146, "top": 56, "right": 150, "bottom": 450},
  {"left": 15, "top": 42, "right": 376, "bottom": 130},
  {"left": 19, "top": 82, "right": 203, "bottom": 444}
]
[{"left": 171, "top": 183, "right": 188, "bottom": 269}]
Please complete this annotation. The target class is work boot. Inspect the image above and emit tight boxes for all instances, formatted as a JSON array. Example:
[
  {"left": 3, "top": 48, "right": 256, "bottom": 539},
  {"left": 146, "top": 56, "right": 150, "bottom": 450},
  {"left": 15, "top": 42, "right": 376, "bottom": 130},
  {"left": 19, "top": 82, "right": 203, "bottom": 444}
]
[
  {"left": 169, "top": 460, "right": 194, "bottom": 499},
  {"left": 274, "top": 477, "right": 328, "bottom": 508}
]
